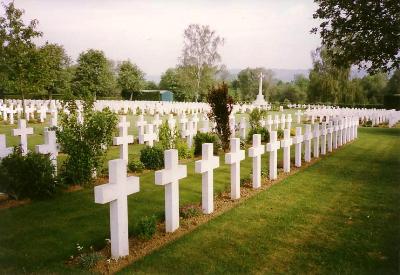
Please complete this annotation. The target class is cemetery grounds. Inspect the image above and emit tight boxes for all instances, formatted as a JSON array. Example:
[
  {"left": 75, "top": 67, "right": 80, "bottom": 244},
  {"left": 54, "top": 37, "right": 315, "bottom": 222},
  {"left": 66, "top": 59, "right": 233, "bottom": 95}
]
[{"left": 0, "top": 111, "right": 399, "bottom": 274}]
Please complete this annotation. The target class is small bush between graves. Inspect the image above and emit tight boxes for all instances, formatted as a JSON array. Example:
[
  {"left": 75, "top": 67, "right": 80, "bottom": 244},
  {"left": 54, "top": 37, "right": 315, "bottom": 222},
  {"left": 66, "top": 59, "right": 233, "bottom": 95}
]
[
  {"left": 128, "top": 160, "right": 145, "bottom": 173},
  {"left": 248, "top": 108, "right": 266, "bottom": 129},
  {"left": 247, "top": 127, "right": 270, "bottom": 143},
  {"left": 57, "top": 101, "right": 118, "bottom": 186},
  {"left": 134, "top": 215, "right": 157, "bottom": 240},
  {"left": 193, "top": 132, "right": 220, "bottom": 156},
  {"left": 207, "top": 83, "right": 233, "bottom": 151},
  {"left": 0, "top": 147, "right": 57, "bottom": 200},
  {"left": 75, "top": 243, "right": 104, "bottom": 270},
  {"left": 180, "top": 205, "right": 201, "bottom": 219},
  {"left": 140, "top": 146, "right": 164, "bottom": 170},
  {"left": 176, "top": 140, "right": 193, "bottom": 159},
  {"left": 363, "top": 120, "right": 373, "bottom": 127},
  {"left": 158, "top": 120, "right": 179, "bottom": 150},
  {"left": 277, "top": 129, "right": 284, "bottom": 139},
  {"left": 290, "top": 128, "right": 296, "bottom": 136}
]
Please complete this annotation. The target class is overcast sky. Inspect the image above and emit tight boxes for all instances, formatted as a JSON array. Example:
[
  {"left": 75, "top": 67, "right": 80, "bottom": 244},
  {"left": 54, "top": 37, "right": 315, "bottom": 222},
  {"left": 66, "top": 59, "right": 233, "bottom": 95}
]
[{"left": 10, "top": 0, "right": 321, "bottom": 76}]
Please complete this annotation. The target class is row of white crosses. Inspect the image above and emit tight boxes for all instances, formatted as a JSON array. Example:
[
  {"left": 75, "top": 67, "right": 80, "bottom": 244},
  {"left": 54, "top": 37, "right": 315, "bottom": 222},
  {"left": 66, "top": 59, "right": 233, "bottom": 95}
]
[{"left": 96, "top": 115, "right": 360, "bottom": 259}]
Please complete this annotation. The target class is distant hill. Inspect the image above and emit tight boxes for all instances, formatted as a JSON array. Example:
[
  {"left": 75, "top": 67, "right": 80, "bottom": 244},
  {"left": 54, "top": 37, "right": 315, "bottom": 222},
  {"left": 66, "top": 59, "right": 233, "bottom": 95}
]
[{"left": 146, "top": 67, "right": 369, "bottom": 84}]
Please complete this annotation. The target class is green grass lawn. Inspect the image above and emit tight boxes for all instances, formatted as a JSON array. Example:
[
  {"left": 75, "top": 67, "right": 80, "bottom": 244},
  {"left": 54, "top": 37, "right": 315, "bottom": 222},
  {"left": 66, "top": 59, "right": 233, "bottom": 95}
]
[
  {"left": 1, "top": 115, "right": 397, "bottom": 274},
  {"left": 0, "top": 111, "right": 292, "bottom": 274},
  {"left": 119, "top": 127, "right": 400, "bottom": 274}
]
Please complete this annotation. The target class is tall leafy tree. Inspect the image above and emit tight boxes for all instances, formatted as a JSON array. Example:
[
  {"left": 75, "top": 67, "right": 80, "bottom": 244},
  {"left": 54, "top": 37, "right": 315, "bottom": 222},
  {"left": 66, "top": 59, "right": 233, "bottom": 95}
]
[
  {"left": 312, "top": 0, "right": 400, "bottom": 73},
  {"left": 72, "top": 49, "right": 116, "bottom": 100},
  {"left": 0, "top": 2, "right": 42, "bottom": 102},
  {"left": 308, "top": 48, "right": 350, "bottom": 104},
  {"left": 180, "top": 24, "right": 224, "bottom": 101},
  {"left": 38, "top": 43, "right": 71, "bottom": 98},
  {"left": 385, "top": 69, "right": 400, "bottom": 95},
  {"left": 116, "top": 60, "right": 145, "bottom": 100},
  {"left": 159, "top": 68, "right": 185, "bottom": 101}
]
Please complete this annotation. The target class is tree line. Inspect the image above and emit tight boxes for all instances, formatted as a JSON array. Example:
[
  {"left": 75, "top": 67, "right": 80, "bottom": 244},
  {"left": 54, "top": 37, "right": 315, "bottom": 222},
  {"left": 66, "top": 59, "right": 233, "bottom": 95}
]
[{"left": 1, "top": 1, "right": 399, "bottom": 107}]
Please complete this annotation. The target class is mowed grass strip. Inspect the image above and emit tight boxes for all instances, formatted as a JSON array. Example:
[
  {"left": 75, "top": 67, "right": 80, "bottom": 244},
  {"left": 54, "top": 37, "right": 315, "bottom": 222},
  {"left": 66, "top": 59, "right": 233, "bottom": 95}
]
[{"left": 119, "top": 127, "right": 400, "bottom": 274}]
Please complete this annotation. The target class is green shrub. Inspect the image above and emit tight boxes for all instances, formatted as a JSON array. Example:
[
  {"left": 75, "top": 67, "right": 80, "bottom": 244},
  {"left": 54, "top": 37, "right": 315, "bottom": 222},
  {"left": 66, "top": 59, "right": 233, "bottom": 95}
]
[
  {"left": 57, "top": 102, "right": 118, "bottom": 185},
  {"left": 140, "top": 146, "right": 164, "bottom": 170},
  {"left": 363, "top": 120, "right": 373, "bottom": 127},
  {"left": 180, "top": 205, "right": 201, "bottom": 219},
  {"left": 247, "top": 127, "right": 270, "bottom": 143},
  {"left": 207, "top": 83, "right": 234, "bottom": 151},
  {"left": 277, "top": 129, "right": 284, "bottom": 139},
  {"left": 128, "top": 160, "right": 145, "bottom": 173},
  {"left": 134, "top": 215, "right": 157, "bottom": 240},
  {"left": 248, "top": 108, "right": 266, "bottom": 129},
  {"left": 176, "top": 140, "right": 193, "bottom": 159},
  {"left": 193, "top": 132, "right": 220, "bottom": 156},
  {"left": 158, "top": 120, "right": 179, "bottom": 150},
  {"left": 0, "top": 147, "right": 57, "bottom": 200}
]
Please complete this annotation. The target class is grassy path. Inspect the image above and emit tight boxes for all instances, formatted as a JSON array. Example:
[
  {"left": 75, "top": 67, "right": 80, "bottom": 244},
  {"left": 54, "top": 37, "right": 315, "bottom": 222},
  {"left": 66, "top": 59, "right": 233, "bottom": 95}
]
[{"left": 119, "top": 127, "right": 400, "bottom": 274}]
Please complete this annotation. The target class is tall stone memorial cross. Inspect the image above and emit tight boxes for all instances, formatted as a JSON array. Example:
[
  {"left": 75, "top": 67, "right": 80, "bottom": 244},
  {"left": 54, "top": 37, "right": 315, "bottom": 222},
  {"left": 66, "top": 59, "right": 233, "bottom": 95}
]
[
  {"left": 225, "top": 138, "right": 245, "bottom": 199},
  {"left": 136, "top": 115, "right": 147, "bottom": 144},
  {"left": 239, "top": 117, "right": 247, "bottom": 140},
  {"left": 35, "top": 130, "right": 59, "bottom": 173},
  {"left": 113, "top": 116, "right": 134, "bottom": 162},
  {"left": 313, "top": 124, "right": 320, "bottom": 158},
  {"left": 12, "top": 119, "right": 33, "bottom": 155},
  {"left": 280, "top": 129, "right": 293, "bottom": 173},
  {"left": 0, "top": 134, "right": 12, "bottom": 159},
  {"left": 94, "top": 159, "right": 140, "bottom": 259},
  {"left": 266, "top": 131, "right": 281, "bottom": 180},
  {"left": 327, "top": 121, "right": 333, "bottom": 152},
  {"left": 195, "top": 143, "right": 220, "bottom": 214},
  {"left": 292, "top": 127, "right": 303, "bottom": 167},
  {"left": 155, "top": 149, "right": 187, "bottom": 233},
  {"left": 303, "top": 124, "right": 313, "bottom": 162},
  {"left": 248, "top": 134, "right": 265, "bottom": 189},
  {"left": 143, "top": 124, "right": 157, "bottom": 147},
  {"left": 320, "top": 122, "right": 327, "bottom": 155}
]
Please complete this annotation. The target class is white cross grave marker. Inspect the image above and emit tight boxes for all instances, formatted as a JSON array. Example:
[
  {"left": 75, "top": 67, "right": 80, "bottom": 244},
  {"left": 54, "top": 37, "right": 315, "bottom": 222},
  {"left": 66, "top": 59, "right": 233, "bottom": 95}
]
[
  {"left": 248, "top": 134, "right": 265, "bottom": 189},
  {"left": 303, "top": 124, "right": 313, "bottom": 162},
  {"left": 195, "top": 143, "right": 220, "bottom": 214},
  {"left": 320, "top": 122, "right": 327, "bottom": 155},
  {"left": 136, "top": 115, "right": 147, "bottom": 144},
  {"left": 36, "top": 130, "right": 59, "bottom": 173},
  {"left": 313, "top": 124, "right": 320, "bottom": 158},
  {"left": 155, "top": 149, "right": 187, "bottom": 232},
  {"left": 12, "top": 119, "right": 33, "bottom": 155},
  {"left": 113, "top": 116, "right": 134, "bottom": 162},
  {"left": 0, "top": 134, "right": 12, "bottom": 159},
  {"left": 239, "top": 117, "right": 247, "bottom": 140},
  {"left": 292, "top": 127, "right": 303, "bottom": 167},
  {"left": 94, "top": 159, "right": 140, "bottom": 259},
  {"left": 327, "top": 121, "right": 333, "bottom": 152},
  {"left": 225, "top": 138, "right": 245, "bottom": 199},
  {"left": 266, "top": 131, "right": 281, "bottom": 180},
  {"left": 280, "top": 129, "right": 293, "bottom": 173},
  {"left": 143, "top": 124, "right": 157, "bottom": 147}
]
